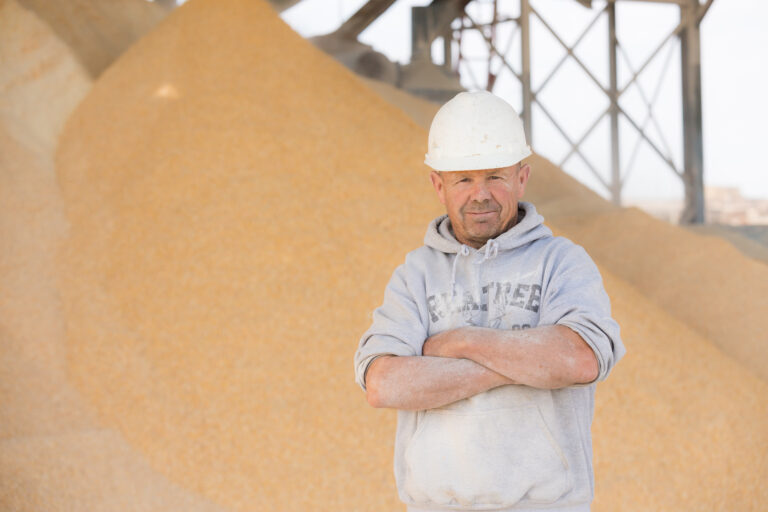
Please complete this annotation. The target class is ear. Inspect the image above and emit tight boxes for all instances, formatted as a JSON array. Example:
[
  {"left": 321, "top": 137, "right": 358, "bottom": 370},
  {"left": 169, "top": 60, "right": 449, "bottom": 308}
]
[
  {"left": 516, "top": 163, "right": 531, "bottom": 198},
  {"left": 429, "top": 170, "right": 447, "bottom": 205}
]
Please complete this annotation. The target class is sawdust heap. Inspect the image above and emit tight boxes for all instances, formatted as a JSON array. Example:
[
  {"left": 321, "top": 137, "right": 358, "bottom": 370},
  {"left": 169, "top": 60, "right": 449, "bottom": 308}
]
[{"left": 0, "top": 0, "right": 763, "bottom": 509}]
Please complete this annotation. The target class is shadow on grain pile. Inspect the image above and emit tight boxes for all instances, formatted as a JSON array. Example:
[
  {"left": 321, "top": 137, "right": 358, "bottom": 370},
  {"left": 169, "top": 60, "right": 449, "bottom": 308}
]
[{"left": 17, "top": 0, "right": 169, "bottom": 78}]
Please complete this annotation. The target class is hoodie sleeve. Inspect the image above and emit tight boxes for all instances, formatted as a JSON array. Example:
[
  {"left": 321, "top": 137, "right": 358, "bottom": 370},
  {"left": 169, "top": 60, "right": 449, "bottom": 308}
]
[
  {"left": 538, "top": 243, "right": 625, "bottom": 383},
  {"left": 354, "top": 262, "right": 428, "bottom": 392}
]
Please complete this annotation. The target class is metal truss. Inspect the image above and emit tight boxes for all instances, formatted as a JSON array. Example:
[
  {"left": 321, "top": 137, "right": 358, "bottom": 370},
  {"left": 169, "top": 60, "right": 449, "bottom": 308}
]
[{"left": 432, "top": 0, "right": 713, "bottom": 223}]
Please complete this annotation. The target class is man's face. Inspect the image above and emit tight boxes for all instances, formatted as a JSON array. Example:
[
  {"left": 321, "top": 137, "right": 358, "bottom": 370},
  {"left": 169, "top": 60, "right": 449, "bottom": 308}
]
[{"left": 430, "top": 164, "right": 530, "bottom": 249}]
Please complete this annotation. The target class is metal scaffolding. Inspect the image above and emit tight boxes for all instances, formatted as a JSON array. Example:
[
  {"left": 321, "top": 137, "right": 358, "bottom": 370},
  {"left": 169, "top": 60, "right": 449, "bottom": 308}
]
[{"left": 411, "top": 0, "right": 713, "bottom": 223}]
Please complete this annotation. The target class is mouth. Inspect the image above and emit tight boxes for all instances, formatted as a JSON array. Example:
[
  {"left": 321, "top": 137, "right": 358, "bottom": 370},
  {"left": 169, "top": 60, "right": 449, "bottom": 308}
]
[
  {"left": 465, "top": 209, "right": 499, "bottom": 215},
  {"left": 465, "top": 211, "right": 499, "bottom": 220}
]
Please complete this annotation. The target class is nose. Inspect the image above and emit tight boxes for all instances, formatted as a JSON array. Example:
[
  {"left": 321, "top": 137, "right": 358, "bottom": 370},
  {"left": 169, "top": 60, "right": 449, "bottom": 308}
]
[{"left": 469, "top": 180, "right": 492, "bottom": 202}]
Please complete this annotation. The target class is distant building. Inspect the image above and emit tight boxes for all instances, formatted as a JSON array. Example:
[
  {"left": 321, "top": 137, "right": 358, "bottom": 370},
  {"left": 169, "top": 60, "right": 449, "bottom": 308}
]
[
  {"left": 705, "top": 187, "right": 768, "bottom": 225},
  {"left": 628, "top": 186, "right": 768, "bottom": 226}
]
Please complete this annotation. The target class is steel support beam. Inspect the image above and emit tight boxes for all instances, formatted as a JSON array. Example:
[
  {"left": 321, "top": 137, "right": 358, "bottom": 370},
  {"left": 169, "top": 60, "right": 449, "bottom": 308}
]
[
  {"left": 487, "top": 0, "right": 498, "bottom": 91},
  {"left": 613, "top": 0, "right": 686, "bottom": 4},
  {"left": 697, "top": 0, "right": 715, "bottom": 24},
  {"left": 679, "top": 0, "right": 705, "bottom": 223},
  {"left": 412, "top": 0, "right": 470, "bottom": 61},
  {"left": 608, "top": 1, "right": 621, "bottom": 205},
  {"left": 443, "top": 24, "right": 453, "bottom": 70},
  {"left": 520, "top": 0, "right": 533, "bottom": 143},
  {"left": 335, "top": 0, "right": 399, "bottom": 39},
  {"left": 412, "top": 7, "right": 431, "bottom": 60}
]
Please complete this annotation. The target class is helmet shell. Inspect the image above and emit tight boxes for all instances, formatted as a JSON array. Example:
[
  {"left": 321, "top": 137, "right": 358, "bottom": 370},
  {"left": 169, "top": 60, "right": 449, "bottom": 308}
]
[{"left": 425, "top": 91, "right": 531, "bottom": 171}]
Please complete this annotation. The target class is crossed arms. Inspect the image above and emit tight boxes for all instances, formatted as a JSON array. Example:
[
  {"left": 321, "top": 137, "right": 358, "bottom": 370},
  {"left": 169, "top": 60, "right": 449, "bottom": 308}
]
[{"left": 364, "top": 325, "right": 599, "bottom": 410}]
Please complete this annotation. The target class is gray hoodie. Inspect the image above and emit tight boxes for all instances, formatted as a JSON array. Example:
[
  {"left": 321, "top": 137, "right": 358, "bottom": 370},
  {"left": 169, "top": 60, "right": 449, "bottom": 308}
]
[{"left": 354, "top": 201, "right": 625, "bottom": 512}]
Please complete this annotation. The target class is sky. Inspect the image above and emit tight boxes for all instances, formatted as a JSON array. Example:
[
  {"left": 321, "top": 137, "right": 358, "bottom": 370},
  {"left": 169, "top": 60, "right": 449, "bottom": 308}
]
[{"left": 281, "top": 0, "right": 768, "bottom": 202}]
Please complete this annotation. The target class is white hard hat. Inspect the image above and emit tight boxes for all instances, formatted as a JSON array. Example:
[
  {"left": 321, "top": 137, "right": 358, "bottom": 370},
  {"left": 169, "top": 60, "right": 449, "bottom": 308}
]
[{"left": 424, "top": 90, "right": 531, "bottom": 172}]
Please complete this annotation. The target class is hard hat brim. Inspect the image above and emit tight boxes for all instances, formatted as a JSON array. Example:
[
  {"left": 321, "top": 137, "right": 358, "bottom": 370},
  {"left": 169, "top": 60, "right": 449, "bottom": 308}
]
[{"left": 424, "top": 146, "right": 532, "bottom": 172}]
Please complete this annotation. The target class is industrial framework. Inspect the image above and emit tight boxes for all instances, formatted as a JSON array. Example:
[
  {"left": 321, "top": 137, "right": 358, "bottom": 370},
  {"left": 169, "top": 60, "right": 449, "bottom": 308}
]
[
  {"left": 441, "top": 0, "right": 713, "bottom": 223},
  {"left": 310, "top": 0, "right": 714, "bottom": 224}
]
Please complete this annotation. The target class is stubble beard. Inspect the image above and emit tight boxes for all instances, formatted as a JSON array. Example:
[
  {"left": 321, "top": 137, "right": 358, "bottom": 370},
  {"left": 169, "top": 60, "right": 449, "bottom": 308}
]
[{"left": 456, "top": 202, "right": 518, "bottom": 248}]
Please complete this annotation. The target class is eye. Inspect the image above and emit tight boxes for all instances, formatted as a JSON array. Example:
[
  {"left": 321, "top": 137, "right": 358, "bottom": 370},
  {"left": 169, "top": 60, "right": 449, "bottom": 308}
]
[{"left": 489, "top": 175, "right": 502, "bottom": 180}]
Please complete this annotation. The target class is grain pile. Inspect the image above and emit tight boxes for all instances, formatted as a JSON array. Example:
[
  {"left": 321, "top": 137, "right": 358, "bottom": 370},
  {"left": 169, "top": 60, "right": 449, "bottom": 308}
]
[
  {"left": 1, "top": 2, "right": 225, "bottom": 510},
  {"left": 0, "top": 0, "right": 763, "bottom": 509},
  {"left": 529, "top": 169, "right": 768, "bottom": 499},
  {"left": 587, "top": 268, "right": 768, "bottom": 510},
  {"left": 55, "top": 0, "right": 435, "bottom": 510},
  {"left": 529, "top": 161, "right": 768, "bottom": 381},
  {"left": 549, "top": 208, "right": 768, "bottom": 381},
  {"left": 17, "top": 0, "right": 168, "bottom": 78},
  {"left": 687, "top": 224, "right": 768, "bottom": 265},
  {"left": 360, "top": 77, "right": 442, "bottom": 133}
]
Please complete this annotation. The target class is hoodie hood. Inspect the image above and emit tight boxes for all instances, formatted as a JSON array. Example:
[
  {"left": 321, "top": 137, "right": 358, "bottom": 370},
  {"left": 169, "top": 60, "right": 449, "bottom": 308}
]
[{"left": 424, "top": 201, "right": 552, "bottom": 255}]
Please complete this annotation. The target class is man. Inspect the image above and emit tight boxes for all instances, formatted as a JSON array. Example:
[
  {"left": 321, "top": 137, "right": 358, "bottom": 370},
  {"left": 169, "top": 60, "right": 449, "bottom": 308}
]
[{"left": 354, "top": 91, "right": 625, "bottom": 512}]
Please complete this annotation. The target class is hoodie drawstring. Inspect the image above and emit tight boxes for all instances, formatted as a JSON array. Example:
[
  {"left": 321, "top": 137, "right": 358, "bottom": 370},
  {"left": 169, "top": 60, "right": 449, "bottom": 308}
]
[
  {"left": 451, "top": 245, "right": 470, "bottom": 297},
  {"left": 451, "top": 240, "right": 499, "bottom": 298},
  {"left": 480, "top": 239, "right": 499, "bottom": 263}
]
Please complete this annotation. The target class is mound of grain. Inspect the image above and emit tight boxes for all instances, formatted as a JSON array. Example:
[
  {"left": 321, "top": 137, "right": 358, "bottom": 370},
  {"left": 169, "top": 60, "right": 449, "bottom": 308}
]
[
  {"left": 0, "top": 3, "right": 235, "bottom": 509},
  {"left": 360, "top": 77, "right": 441, "bottom": 131},
  {"left": 49, "top": 0, "right": 768, "bottom": 510},
  {"left": 549, "top": 208, "right": 768, "bottom": 382},
  {"left": 0, "top": 429, "right": 227, "bottom": 512},
  {"left": 590, "top": 267, "right": 768, "bottom": 510},
  {"left": 55, "top": 0, "right": 435, "bottom": 510},
  {"left": 687, "top": 224, "right": 768, "bottom": 265},
  {"left": 17, "top": 0, "right": 168, "bottom": 78},
  {"left": 1, "top": 0, "right": 92, "bottom": 440}
]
